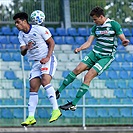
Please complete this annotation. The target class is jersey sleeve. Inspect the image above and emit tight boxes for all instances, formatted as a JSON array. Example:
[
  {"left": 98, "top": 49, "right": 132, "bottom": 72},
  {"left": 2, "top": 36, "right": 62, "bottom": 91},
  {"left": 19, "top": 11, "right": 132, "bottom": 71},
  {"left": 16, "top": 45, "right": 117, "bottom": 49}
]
[
  {"left": 38, "top": 26, "right": 52, "bottom": 41},
  {"left": 90, "top": 25, "right": 96, "bottom": 36},
  {"left": 18, "top": 32, "right": 26, "bottom": 47},
  {"left": 111, "top": 20, "right": 123, "bottom": 36}
]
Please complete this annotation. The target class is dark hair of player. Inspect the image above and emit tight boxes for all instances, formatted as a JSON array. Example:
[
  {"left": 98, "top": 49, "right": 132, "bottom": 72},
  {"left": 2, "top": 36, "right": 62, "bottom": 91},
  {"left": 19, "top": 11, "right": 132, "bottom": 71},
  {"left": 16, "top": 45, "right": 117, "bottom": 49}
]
[
  {"left": 90, "top": 6, "right": 105, "bottom": 17},
  {"left": 13, "top": 12, "right": 28, "bottom": 22}
]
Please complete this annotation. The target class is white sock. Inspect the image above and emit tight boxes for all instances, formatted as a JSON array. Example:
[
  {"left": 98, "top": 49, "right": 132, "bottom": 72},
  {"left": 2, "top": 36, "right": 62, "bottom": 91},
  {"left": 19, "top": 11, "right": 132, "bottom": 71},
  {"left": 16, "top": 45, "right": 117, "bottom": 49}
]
[
  {"left": 28, "top": 92, "right": 38, "bottom": 117},
  {"left": 44, "top": 84, "right": 58, "bottom": 110}
]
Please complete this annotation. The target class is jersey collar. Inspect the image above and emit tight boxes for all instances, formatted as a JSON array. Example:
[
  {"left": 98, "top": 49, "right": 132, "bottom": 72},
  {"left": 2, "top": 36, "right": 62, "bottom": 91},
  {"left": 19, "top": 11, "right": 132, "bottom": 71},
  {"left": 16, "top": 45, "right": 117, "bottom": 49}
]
[
  {"left": 25, "top": 24, "right": 32, "bottom": 34},
  {"left": 103, "top": 18, "right": 110, "bottom": 24}
]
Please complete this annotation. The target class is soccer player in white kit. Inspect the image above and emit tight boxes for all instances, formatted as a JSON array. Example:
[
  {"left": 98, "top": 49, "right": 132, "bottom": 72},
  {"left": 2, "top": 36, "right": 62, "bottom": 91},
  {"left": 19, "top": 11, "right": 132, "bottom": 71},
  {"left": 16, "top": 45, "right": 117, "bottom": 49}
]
[{"left": 13, "top": 12, "right": 62, "bottom": 126}]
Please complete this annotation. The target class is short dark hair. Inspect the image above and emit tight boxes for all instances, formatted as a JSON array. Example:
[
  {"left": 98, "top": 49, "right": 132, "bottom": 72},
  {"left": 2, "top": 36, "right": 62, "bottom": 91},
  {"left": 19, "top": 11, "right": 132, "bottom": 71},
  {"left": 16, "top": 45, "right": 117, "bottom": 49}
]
[
  {"left": 13, "top": 12, "right": 28, "bottom": 22},
  {"left": 90, "top": 6, "right": 105, "bottom": 17}
]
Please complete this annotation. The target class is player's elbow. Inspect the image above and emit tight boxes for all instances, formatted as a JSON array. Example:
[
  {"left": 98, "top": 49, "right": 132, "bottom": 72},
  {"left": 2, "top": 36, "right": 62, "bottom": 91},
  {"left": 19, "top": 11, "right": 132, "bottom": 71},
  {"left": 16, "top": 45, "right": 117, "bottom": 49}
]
[{"left": 21, "top": 50, "right": 26, "bottom": 56}]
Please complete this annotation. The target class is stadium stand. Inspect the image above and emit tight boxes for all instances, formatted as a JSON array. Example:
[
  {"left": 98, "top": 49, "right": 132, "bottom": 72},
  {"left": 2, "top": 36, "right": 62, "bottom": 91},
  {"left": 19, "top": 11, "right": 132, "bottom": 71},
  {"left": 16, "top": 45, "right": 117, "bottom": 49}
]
[
  {"left": 121, "top": 62, "right": 132, "bottom": 71},
  {"left": 53, "top": 36, "right": 66, "bottom": 44},
  {"left": 78, "top": 27, "right": 89, "bottom": 37},
  {"left": 109, "top": 98, "right": 121, "bottom": 104},
  {"left": 9, "top": 36, "right": 20, "bottom": 44},
  {"left": 67, "top": 27, "right": 79, "bottom": 36},
  {"left": 3, "top": 98, "right": 15, "bottom": 105},
  {"left": 108, "top": 70, "right": 119, "bottom": 79},
  {"left": 60, "top": 44, "right": 72, "bottom": 51},
  {"left": 122, "top": 28, "right": 132, "bottom": 37},
  {"left": 13, "top": 108, "right": 23, "bottom": 118},
  {"left": 129, "top": 37, "right": 133, "bottom": 44},
  {"left": 12, "top": 52, "right": 21, "bottom": 61},
  {"left": 4, "top": 70, "right": 18, "bottom": 80},
  {"left": 0, "top": 36, "right": 10, "bottom": 44},
  {"left": 12, "top": 27, "right": 19, "bottom": 35},
  {"left": 72, "top": 79, "right": 82, "bottom": 89},
  {"left": 122, "top": 98, "right": 133, "bottom": 104},
  {"left": 37, "top": 108, "right": 49, "bottom": 118},
  {"left": 1, "top": 108, "right": 13, "bottom": 118},
  {"left": 97, "top": 108, "right": 109, "bottom": 117},
  {"left": 86, "top": 108, "right": 97, "bottom": 118},
  {"left": 16, "top": 98, "right": 24, "bottom": 105},
  {"left": 120, "top": 108, "right": 132, "bottom": 117},
  {"left": 126, "top": 89, "right": 133, "bottom": 98},
  {"left": 87, "top": 98, "right": 98, "bottom": 105},
  {"left": 20, "top": 89, "right": 29, "bottom": 98},
  {"left": 62, "top": 70, "right": 70, "bottom": 78},
  {"left": 64, "top": 36, "right": 75, "bottom": 45},
  {"left": 99, "top": 98, "right": 109, "bottom": 104},
  {"left": 48, "top": 27, "right": 58, "bottom": 36},
  {"left": 13, "top": 79, "right": 23, "bottom": 89},
  {"left": 115, "top": 53, "right": 124, "bottom": 62},
  {"left": 108, "top": 108, "right": 120, "bottom": 117},
  {"left": 38, "top": 89, "right": 45, "bottom": 99},
  {"left": 1, "top": 26, "right": 13, "bottom": 35},
  {"left": 1, "top": 52, "right": 13, "bottom": 61},
  {"left": 124, "top": 53, "right": 133, "bottom": 62},
  {"left": 56, "top": 27, "right": 68, "bottom": 36},
  {"left": 114, "top": 89, "right": 126, "bottom": 98},
  {"left": 75, "top": 36, "right": 85, "bottom": 45},
  {"left": 62, "top": 110, "right": 74, "bottom": 118},
  {"left": 0, "top": 26, "right": 133, "bottom": 127},
  {"left": 98, "top": 72, "right": 107, "bottom": 79},
  {"left": 74, "top": 108, "right": 83, "bottom": 118}
]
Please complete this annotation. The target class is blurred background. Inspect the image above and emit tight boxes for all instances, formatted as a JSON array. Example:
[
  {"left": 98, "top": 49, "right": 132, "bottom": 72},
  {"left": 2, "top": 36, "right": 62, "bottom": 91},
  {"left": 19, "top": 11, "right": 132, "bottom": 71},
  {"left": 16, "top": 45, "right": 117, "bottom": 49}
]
[{"left": 0, "top": 0, "right": 133, "bottom": 131}]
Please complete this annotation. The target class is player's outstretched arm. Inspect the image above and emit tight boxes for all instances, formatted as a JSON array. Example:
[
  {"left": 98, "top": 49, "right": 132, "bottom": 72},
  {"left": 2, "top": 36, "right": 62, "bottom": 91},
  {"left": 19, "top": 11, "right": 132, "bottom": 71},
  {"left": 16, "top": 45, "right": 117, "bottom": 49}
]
[
  {"left": 40, "top": 37, "right": 55, "bottom": 64},
  {"left": 20, "top": 45, "right": 28, "bottom": 56},
  {"left": 118, "top": 34, "right": 129, "bottom": 47},
  {"left": 74, "top": 35, "right": 95, "bottom": 53}
]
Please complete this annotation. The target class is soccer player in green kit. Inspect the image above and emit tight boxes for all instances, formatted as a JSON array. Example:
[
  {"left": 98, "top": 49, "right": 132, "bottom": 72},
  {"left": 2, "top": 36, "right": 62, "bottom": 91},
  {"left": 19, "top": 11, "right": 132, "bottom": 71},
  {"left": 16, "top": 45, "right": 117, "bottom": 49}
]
[{"left": 56, "top": 6, "right": 129, "bottom": 111}]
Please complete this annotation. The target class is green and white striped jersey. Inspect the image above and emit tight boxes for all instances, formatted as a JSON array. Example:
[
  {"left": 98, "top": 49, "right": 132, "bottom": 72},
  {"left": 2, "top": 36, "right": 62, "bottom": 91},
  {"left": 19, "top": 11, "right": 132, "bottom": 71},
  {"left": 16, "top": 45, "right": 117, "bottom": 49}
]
[{"left": 91, "top": 18, "right": 123, "bottom": 56}]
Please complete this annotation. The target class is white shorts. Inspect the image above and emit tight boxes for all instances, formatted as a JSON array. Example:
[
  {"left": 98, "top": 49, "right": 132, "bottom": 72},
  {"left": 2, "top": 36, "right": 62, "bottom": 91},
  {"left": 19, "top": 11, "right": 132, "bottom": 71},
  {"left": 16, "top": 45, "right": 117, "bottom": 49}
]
[{"left": 29, "top": 55, "right": 57, "bottom": 80}]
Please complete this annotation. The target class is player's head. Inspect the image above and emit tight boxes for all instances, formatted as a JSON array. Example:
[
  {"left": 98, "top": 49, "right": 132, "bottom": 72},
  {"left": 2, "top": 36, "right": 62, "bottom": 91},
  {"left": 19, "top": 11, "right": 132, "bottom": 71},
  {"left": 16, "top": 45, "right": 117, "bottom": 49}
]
[
  {"left": 90, "top": 6, "right": 105, "bottom": 17},
  {"left": 89, "top": 7, "right": 106, "bottom": 25},
  {"left": 30, "top": 10, "right": 45, "bottom": 25},
  {"left": 13, "top": 12, "right": 29, "bottom": 31}
]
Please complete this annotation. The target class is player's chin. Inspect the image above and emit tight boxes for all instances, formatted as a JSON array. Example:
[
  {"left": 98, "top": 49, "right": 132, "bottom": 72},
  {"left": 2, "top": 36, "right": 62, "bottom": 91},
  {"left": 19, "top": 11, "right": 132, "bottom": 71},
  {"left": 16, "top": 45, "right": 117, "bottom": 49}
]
[{"left": 16, "top": 26, "right": 22, "bottom": 31}]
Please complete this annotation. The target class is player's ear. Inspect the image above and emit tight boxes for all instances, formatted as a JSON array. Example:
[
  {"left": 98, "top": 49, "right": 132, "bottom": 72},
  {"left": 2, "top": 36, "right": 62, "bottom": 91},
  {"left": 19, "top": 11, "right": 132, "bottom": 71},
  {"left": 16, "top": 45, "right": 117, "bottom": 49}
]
[
  {"left": 100, "top": 15, "right": 104, "bottom": 19},
  {"left": 23, "top": 19, "right": 28, "bottom": 23}
]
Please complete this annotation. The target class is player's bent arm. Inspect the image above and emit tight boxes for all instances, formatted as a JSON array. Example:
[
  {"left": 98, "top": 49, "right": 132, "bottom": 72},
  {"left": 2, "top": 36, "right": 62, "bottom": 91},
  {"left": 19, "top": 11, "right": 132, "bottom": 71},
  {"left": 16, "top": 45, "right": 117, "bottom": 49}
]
[
  {"left": 75, "top": 35, "right": 95, "bottom": 53},
  {"left": 20, "top": 45, "right": 28, "bottom": 56},
  {"left": 45, "top": 37, "right": 55, "bottom": 58},
  {"left": 118, "top": 34, "right": 129, "bottom": 47}
]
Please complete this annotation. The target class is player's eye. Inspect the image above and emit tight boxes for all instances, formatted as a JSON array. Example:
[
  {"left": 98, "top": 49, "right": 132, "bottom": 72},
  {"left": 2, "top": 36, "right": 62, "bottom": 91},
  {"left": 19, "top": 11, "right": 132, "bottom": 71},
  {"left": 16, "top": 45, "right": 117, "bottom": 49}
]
[{"left": 15, "top": 20, "right": 19, "bottom": 24}]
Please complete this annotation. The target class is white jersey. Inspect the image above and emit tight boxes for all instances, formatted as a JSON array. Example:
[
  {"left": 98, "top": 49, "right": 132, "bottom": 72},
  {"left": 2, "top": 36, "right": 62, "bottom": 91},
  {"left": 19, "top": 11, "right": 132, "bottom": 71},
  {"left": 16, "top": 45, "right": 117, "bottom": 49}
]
[{"left": 18, "top": 25, "right": 52, "bottom": 61}]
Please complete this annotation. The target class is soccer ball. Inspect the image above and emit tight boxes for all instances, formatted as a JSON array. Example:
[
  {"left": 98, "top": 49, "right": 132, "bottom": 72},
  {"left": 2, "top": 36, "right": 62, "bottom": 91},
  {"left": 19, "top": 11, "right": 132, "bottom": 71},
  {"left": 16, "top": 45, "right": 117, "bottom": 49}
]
[{"left": 30, "top": 10, "right": 45, "bottom": 25}]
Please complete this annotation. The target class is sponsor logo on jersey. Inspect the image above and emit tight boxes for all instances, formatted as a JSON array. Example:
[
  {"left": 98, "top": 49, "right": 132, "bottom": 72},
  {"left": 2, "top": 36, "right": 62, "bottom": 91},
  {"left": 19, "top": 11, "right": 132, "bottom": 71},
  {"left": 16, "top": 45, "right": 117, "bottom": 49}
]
[
  {"left": 96, "top": 30, "right": 108, "bottom": 35},
  {"left": 28, "top": 39, "right": 36, "bottom": 46},
  {"left": 33, "top": 33, "right": 36, "bottom": 36},
  {"left": 45, "top": 31, "right": 49, "bottom": 34},
  {"left": 41, "top": 67, "right": 48, "bottom": 71}
]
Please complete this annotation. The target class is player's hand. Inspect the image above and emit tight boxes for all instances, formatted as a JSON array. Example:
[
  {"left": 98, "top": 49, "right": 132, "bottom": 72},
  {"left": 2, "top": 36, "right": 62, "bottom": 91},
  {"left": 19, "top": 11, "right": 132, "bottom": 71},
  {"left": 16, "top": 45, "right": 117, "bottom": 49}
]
[
  {"left": 40, "top": 57, "right": 50, "bottom": 64},
  {"left": 74, "top": 48, "right": 80, "bottom": 54},
  {"left": 27, "top": 41, "right": 33, "bottom": 49},
  {"left": 122, "top": 39, "right": 129, "bottom": 47}
]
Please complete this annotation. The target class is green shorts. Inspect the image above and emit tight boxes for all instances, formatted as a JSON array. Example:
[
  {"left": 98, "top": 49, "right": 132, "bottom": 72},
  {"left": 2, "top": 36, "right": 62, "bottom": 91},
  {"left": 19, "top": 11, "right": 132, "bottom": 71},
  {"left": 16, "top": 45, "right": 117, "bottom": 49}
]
[{"left": 81, "top": 51, "right": 115, "bottom": 75}]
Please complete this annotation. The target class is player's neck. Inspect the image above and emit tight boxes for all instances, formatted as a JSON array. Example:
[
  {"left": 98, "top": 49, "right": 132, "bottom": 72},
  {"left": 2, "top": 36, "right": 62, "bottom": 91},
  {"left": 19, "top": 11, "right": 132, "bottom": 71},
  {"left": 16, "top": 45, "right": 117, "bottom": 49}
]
[
  {"left": 102, "top": 17, "right": 108, "bottom": 25},
  {"left": 23, "top": 24, "right": 31, "bottom": 33}
]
